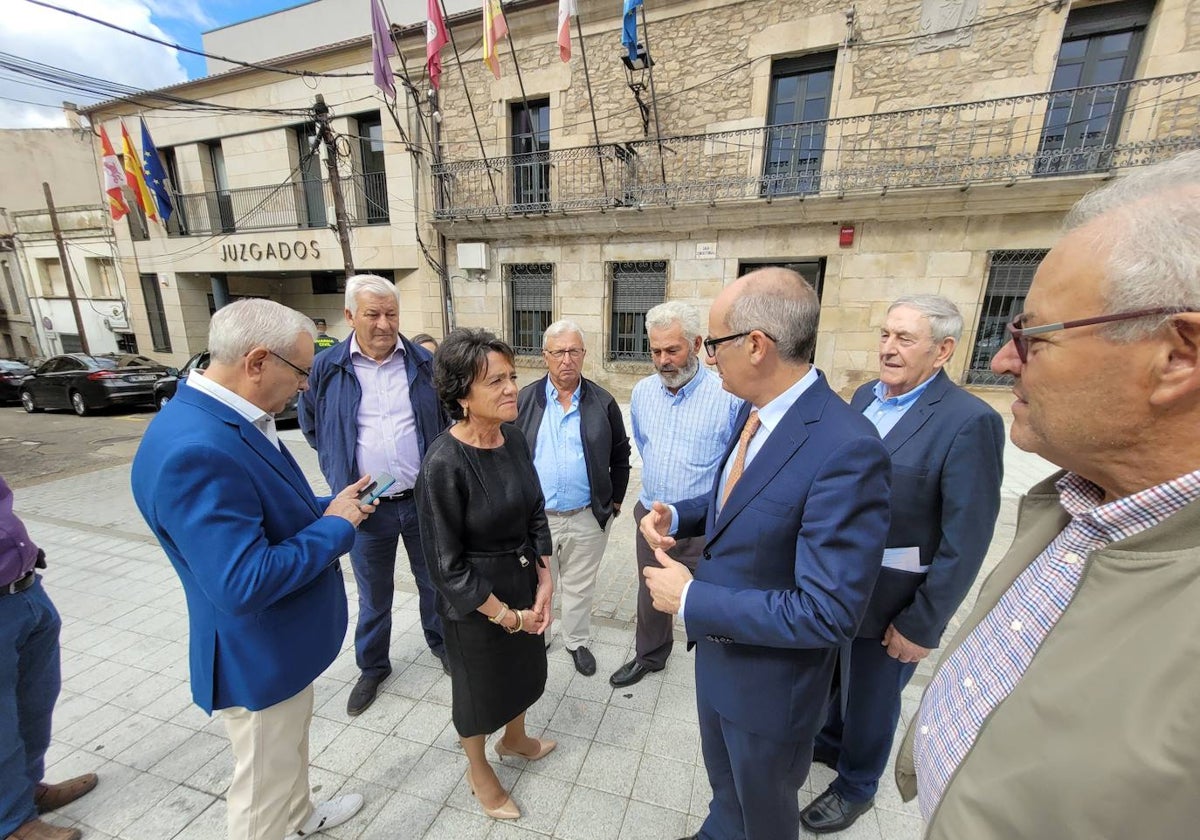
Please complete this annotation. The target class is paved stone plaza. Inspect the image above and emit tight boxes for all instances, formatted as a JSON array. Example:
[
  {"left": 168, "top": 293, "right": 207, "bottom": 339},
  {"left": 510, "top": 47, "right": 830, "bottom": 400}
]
[{"left": 10, "top": 412, "right": 1051, "bottom": 840}]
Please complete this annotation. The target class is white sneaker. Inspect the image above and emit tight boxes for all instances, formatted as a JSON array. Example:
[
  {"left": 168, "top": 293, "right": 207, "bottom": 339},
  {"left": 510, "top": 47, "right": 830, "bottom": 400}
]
[{"left": 285, "top": 793, "right": 364, "bottom": 838}]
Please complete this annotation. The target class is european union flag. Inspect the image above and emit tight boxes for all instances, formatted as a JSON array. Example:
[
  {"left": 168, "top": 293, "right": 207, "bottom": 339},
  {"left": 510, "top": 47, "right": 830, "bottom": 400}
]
[
  {"left": 622, "top": 0, "right": 643, "bottom": 62},
  {"left": 140, "top": 117, "right": 174, "bottom": 223}
]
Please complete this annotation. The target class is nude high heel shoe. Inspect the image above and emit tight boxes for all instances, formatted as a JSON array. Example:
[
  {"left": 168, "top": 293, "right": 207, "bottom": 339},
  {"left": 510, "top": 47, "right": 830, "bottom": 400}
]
[
  {"left": 495, "top": 737, "right": 557, "bottom": 762},
  {"left": 466, "top": 769, "right": 520, "bottom": 820}
]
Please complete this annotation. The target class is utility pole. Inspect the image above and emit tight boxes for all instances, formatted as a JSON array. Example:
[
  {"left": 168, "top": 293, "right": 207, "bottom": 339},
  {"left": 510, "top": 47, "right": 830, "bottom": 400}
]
[
  {"left": 313, "top": 95, "right": 356, "bottom": 280},
  {"left": 42, "top": 182, "right": 90, "bottom": 355}
]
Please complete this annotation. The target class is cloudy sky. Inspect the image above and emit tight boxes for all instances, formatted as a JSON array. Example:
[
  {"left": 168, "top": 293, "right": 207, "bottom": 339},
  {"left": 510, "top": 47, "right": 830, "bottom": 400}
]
[{"left": 0, "top": 0, "right": 302, "bottom": 127}]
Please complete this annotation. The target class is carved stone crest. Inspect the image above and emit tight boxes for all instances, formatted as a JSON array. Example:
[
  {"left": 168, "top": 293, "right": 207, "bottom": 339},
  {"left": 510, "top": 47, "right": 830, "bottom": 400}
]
[{"left": 914, "top": 0, "right": 981, "bottom": 53}]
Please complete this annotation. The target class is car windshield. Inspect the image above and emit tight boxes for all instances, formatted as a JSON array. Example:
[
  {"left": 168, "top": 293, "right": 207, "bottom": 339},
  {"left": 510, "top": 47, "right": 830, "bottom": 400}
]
[{"left": 90, "top": 355, "right": 159, "bottom": 370}]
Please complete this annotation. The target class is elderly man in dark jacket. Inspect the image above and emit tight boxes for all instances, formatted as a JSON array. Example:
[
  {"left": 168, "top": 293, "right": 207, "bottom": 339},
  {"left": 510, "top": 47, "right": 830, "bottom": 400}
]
[
  {"left": 516, "top": 320, "right": 630, "bottom": 676},
  {"left": 300, "top": 274, "right": 448, "bottom": 716}
]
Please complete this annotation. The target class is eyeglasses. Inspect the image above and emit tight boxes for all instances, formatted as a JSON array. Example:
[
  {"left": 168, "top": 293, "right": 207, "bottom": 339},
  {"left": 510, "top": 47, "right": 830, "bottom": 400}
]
[
  {"left": 1006, "top": 307, "right": 1190, "bottom": 363},
  {"left": 544, "top": 348, "right": 585, "bottom": 360},
  {"left": 703, "top": 329, "right": 777, "bottom": 358},
  {"left": 267, "top": 349, "right": 311, "bottom": 380}
]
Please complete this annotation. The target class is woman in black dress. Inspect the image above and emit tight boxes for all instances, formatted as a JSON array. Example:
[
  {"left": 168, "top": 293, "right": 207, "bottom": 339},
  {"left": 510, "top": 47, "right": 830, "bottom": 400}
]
[{"left": 414, "top": 328, "right": 555, "bottom": 821}]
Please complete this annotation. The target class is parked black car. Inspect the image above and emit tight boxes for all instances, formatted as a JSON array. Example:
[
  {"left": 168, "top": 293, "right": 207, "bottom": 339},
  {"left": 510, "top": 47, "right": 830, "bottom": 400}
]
[
  {"left": 19, "top": 353, "right": 170, "bottom": 416},
  {"left": 0, "top": 359, "right": 33, "bottom": 404},
  {"left": 153, "top": 350, "right": 300, "bottom": 422}
]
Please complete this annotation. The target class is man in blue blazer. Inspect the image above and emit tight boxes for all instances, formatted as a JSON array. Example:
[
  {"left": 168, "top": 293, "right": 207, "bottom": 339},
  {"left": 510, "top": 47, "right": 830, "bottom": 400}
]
[
  {"left": 802, "top": 295, "right": 1005, "bottom": 833},
  {"left": 642, "top": 268, "right": 892, "bottom": 840},
  {"left": 132, "top": 300, "right": 373, "bottom": 840}
]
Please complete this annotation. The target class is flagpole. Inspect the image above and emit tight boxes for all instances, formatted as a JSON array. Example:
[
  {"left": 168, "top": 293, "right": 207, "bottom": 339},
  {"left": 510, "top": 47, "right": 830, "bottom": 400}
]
[
  {"left": 498, "top": 1, "right": 538, "bottom": 173},
  {"left": 572, "top": 13, "right": 609, "bottom": 200},
  {"left": 638, "top": 5, "right": 668, "bottom": 192},
  {"left": 440, "top": 0, "right": 501, "bottom": 207}
]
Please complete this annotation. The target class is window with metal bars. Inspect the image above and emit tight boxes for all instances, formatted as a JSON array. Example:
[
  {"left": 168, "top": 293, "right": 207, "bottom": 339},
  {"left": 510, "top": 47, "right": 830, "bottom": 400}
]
[
  {"left": 966, "top": 249, "right": 1047, "bottom": 385},
  {"left": 609, "top": 261, "right": 667, "bottom": 361},
  {"left": 506, "top": 263, "right": 553, "bottom": 355}
]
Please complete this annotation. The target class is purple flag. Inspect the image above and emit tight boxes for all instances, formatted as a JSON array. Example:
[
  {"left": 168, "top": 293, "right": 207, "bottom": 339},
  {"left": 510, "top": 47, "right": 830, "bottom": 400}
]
[{"left": 371, "top": 0, "right": 397, "bottom": 98}]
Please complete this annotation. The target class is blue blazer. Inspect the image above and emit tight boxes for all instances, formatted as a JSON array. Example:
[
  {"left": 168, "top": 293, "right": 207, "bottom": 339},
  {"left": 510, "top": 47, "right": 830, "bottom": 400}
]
[
  {"left": 851, "top": 370, "right": 1005, "bottom": 648},
  {"left": 676, "top": 372, "right": 892, "bottom": 741},
  {"left": 131, "top": 386, "right": 356, "bottom": 713}
]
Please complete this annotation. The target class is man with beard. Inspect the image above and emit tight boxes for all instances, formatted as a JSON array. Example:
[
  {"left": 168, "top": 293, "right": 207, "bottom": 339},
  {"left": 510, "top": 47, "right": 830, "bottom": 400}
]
[{"left": 610, "top": 302, "right": 743, "bottom": 688}]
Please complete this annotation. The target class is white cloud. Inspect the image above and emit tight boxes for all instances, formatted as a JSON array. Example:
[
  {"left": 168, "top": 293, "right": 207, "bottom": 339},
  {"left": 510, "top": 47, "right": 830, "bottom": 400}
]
[{"left": 0, "top": 0, "right": 189, "bottom": 128}]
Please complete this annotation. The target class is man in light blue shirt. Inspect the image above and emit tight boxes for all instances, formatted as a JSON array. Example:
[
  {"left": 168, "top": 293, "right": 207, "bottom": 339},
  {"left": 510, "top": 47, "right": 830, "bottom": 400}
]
[
  {"left": 610, "top": 302, "right": 742, "bottom": 688},
  {"left": 516, "top": 321, "right": 631, "bottom": 677}
]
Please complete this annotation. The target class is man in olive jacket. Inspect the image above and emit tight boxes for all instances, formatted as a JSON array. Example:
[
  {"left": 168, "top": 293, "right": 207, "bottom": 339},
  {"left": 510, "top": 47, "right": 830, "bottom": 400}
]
[
  {"left": 515, "top": 320, "right": 630, "bottom": 677},
  {"left": 897, "top": 150, "right": 1200, "bottom": 839}
]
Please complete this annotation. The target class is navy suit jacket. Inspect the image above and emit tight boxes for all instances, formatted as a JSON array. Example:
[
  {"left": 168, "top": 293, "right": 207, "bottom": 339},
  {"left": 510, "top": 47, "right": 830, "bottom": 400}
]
[
  {"left": 675, "top": 371, "right": 891, "bottom": 741},
  {"left": 131, "top": 386, "right": 356, "bottom": 713},
  {"left": 851, "top": 370, "right": 1005, "bottom": 648}
]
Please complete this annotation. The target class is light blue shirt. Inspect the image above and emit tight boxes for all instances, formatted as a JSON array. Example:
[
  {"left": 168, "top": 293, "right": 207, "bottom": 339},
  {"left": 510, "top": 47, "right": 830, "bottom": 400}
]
[
  {"left": 677, "top": 366, "right": 821, "bottom": 618},
  {"left": 862, "top": 374, "right": 937, "bottom": 437},
  {"left": 350, "top": 334, "right": 421, "bottom": 492},
  {"left": 632, "top": 367, "right": 743, "bottom": 509},
  {"left": 533, "top": 378, "right": 591, "bottom": 511}
]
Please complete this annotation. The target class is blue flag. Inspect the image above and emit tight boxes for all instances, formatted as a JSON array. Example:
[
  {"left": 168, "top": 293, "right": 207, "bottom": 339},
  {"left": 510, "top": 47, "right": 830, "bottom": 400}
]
[
  {"left": 139, "top": 117, "right": 174, "bottom": 223},
  {"left": 622, "top": 0, "right": 642, "bottom": 61}
]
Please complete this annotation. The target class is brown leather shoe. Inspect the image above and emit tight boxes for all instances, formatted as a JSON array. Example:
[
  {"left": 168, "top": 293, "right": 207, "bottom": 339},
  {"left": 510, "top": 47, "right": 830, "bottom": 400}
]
[
  {"left": 33, "top": 774, "right": 98, "bottom": 814},
  {"left": 7, "top": 817, "right": 82, "bottom": 840}
]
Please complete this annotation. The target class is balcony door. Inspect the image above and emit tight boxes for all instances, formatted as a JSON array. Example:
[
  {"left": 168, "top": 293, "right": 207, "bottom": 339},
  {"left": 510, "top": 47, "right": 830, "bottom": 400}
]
[
  {"left": 358, "top": 116, "right": 389, "bottom": 224},
  {"left": 762, "top": 53, "right": 835, "bottom": 197},
  {"left": 296, "top": 124, "right": 326, "bottom": 228},
  {"left": 511, "top": 99, "right": 550, "bottom": 210},
  {"left": 1036, "top": 0, "right": 1150, "bottom": 175},
  {"left": 208, "top": 142, "right": 235, "bottom": 232}
]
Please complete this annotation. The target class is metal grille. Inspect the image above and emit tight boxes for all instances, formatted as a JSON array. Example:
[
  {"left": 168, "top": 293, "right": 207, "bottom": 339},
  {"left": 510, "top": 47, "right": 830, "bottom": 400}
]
[
  {"left": 609, "top": 261, "right": 667, "bottom": 361},
  {"left": 506, "top": 263, "right": 553, "bottom": 355},
  {"left": 966, "top": 249, "right": 1047, "bottom": 386}
]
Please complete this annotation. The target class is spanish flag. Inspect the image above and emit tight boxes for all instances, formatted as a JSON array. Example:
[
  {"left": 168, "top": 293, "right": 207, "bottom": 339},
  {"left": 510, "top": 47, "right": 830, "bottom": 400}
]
[
  {"left": 121, "top": 121, "right": 157, "bottom": 223},
  {"left": 482, "top": 0, "right": 507, "bottom": 79}
]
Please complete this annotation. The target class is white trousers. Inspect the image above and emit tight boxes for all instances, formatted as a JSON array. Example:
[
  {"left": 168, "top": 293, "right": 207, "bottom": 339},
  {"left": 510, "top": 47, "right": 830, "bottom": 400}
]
[
  {"left": 220, "top": 684, "right": 315, "bottom": 840},
  {"left": 547, "top": 508, "right": 611, "bottom": 650}
]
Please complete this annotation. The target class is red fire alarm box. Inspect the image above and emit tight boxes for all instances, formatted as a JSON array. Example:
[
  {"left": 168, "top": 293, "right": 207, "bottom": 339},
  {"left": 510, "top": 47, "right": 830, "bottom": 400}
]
[{"left": 839, "top": 224, "right": 855, "bottom": 247}]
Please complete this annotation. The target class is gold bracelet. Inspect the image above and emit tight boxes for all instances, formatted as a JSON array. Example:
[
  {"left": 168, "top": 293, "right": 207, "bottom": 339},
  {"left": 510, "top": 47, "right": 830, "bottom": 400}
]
[
  {"left": 488, "top": 604, "right": 510, "bottom": 625},
  {"left": 514, "top": 609, "right": 525, "bottom": 634}
]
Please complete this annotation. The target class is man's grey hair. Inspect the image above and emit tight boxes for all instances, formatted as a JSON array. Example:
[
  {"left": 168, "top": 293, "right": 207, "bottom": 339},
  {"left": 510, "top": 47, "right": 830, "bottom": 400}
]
[
  {"left": 1064, "top": 149, "right": 1200, "bottom": 340},
  {"left": 888, "top": 294, "right": 964, "bottom": 344},
  {"left": 726, "top": 269, "right": 820, "bottom": 364},
  {"left": 543, "top": 319, "right": 585, "bottom": 348},
  {"left": 208, "top": 299, "right": 315, "bottom": 364},
  {"left": 645, "top": 301, "right": 703, "bottom": 342},
  {"left": 344, "top": 274, "right": 400, "bottom": 313}
]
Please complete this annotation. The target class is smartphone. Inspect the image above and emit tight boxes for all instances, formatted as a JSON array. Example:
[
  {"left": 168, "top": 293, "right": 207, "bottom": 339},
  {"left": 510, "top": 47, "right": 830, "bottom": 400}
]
[{"left": 357, "top": 472, "right": 396, "bottom": 504}]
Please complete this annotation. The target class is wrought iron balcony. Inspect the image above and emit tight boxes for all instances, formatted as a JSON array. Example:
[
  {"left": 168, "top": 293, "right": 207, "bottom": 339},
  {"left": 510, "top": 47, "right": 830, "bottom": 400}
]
[
  {"left": 433, "top": 73, "right": 1200, "bottom": 220},
  {"left": 168, "top": 171, "right": 390, "bottom": 237}
]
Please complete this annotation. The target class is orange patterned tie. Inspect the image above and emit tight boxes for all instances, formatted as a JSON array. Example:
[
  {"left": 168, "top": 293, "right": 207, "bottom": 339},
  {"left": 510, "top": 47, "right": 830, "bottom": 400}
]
[{"left": 722, "top": 409, "right": 761, "bottom": 506}]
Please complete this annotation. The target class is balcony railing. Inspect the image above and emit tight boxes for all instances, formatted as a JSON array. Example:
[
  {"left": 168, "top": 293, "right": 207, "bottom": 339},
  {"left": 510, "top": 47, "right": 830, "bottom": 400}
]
[
  {"left": 434, "top": 73, "right": 1200, "bottom": 220},
  {"left": 169, "top": 171, "right": 390, "bottom": 237}
]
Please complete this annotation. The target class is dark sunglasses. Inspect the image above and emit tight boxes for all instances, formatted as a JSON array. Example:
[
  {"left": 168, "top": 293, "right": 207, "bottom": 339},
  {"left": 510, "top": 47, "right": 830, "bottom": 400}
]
[{"left": 1006, "top": 307, "right": 1191, "bottom": 363}]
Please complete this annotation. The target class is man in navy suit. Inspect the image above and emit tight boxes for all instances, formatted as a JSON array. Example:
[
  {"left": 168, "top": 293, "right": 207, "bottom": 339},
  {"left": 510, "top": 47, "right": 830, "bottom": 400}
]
[
  {"left": 641, "top": 268, "right": 892, "bottom": 840},
  {"left": 132, "top": 299, "right": 373, "bottom": 840},
  {"left": 801, "top": 294, "right": 1005, "bottom": 833}
]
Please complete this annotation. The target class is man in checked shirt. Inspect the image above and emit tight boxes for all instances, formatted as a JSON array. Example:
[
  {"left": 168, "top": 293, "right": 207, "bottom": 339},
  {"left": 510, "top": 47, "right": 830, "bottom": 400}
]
[
  {"left": 896, "top": 149, "right": 1200, "bottom": 839},
  {"left": 609, "top": 301, "right": 742, "bottom": 688}
]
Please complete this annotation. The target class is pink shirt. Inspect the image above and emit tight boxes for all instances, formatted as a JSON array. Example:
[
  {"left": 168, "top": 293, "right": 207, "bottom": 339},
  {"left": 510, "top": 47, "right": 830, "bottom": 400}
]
[{"left": 350, "top": 334, "right": 421, "bottom": 492}]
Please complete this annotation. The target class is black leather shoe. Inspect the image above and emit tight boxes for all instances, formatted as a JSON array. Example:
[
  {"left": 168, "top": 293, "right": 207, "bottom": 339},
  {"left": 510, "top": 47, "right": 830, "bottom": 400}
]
[
  {"left": 800, "top": 787, "right": 874, "bottom": 834},
  {"left": 609, "top": 659, "right": 662, "bottom": 688},
  {"left": 347, "top": 670, "right": 390, "bottom": 716},
  {"left": 568, "top": 645, "right": 596, "bottom": 676}
]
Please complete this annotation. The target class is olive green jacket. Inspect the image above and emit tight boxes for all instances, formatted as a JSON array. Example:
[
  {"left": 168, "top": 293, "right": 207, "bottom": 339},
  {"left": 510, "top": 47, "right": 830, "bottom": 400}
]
[{"left": 897, "top": 470, "right": 1200, "bottom": 840}]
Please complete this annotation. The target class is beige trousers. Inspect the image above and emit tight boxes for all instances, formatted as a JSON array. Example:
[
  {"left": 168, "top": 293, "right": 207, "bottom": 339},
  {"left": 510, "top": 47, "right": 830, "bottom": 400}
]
[
  {"left": 220, "top": 684, "right": 315, "bottom": 840},
  {"left": 547, "top": 508, "right": 612, "bottom": 651}
]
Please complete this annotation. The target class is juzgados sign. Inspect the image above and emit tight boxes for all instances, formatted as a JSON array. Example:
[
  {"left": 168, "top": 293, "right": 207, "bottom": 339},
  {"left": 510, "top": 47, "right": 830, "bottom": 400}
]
[{"left": 218, "top": 241, "right": 322, "bottom": 262}]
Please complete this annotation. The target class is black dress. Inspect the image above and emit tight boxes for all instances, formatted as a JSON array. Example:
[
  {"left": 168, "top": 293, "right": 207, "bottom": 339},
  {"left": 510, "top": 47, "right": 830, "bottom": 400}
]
[{"left": 414, "top": 424, "right": 553, "bottom": 737}]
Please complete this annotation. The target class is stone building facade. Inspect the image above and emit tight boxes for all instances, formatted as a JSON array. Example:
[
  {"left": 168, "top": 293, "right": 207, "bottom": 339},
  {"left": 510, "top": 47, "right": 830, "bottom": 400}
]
[
  {"left": 427, "top": 0, "right": 1200, "bottom": 397},
  {"left": 83, "top": 0, "right": 1199, "bottom": 393}
]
